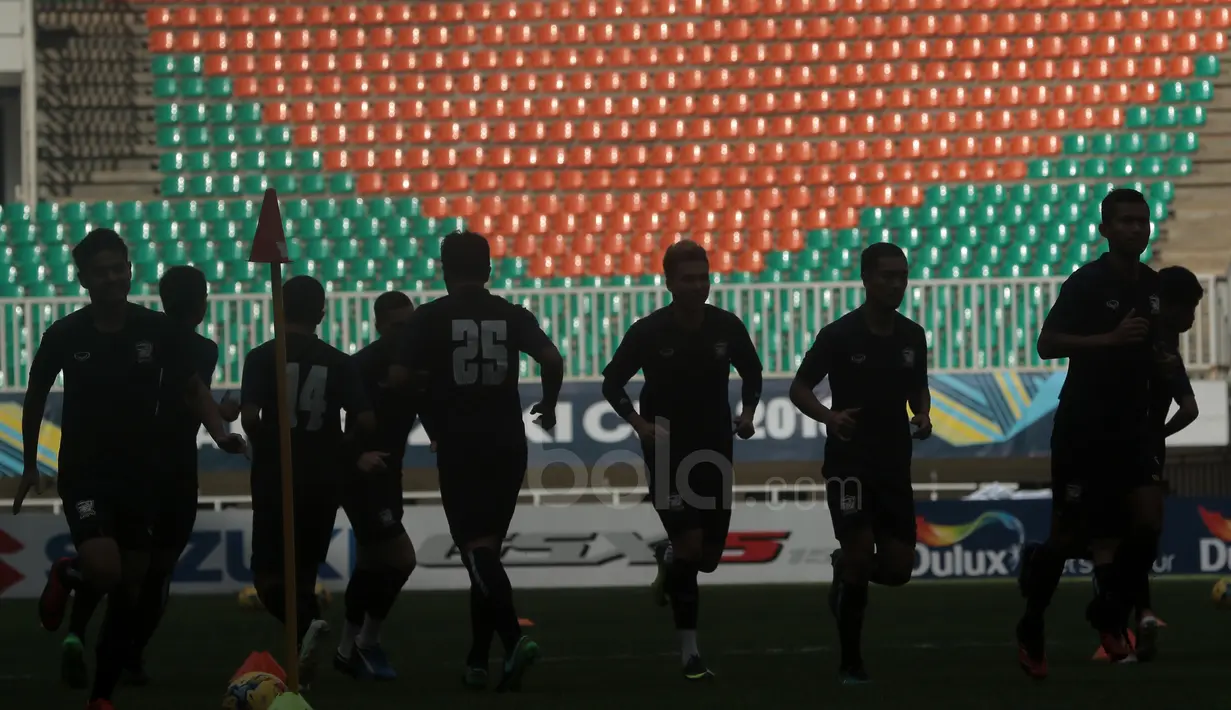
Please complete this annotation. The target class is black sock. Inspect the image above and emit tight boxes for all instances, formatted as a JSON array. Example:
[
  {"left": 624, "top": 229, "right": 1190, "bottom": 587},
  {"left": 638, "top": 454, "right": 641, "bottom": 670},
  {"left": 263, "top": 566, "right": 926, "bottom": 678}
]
[
  {"left": 1116, "top": 531, "right": 1157, "bottom": 624},
  {"left": 130, "top": 567, "right": 173, "bottom": 663},
  {"left": 366, "top": 569, "right": 410, "bottom": 621},
  {"left": 835, "top": 580, "right": 868, "bottom": 669},
  {"left": 259, "top": 583, "right": 288, "bottom": 625},
  {"left": 60, "top": 556, "right": 85, "bottom": 592},
  {"left": 465, "top": 547, "right": 522, "bottom": 655},
  {"left": 666, "top": 560, "right": 700, "bottom": 631},
  {"left": 258, "top": 582, "right": 317, "bottom": 645},
  {"left": 1134, "top": 567, "right": 1153, "bottom": 619},
  {"left": 344, "top": 568, "right": 380, "bottom": 627},
  {"left": 68, "top": 584, "right": 104, "bottom": 642},
  {"left": 1090, "top": 563, "right": 1128, "bottom": 632},
  {"left": 1024, "top": 542, "right": 1065, "bottom": 618},
  {"left": 467, "top": 582, "right": 494, "bottom": 668},
  {"left": 297, "top": 581, "right": 321, "bottom": 647},
  {"left": 91, "top": 589, "right": 135, "bottom": 702}
]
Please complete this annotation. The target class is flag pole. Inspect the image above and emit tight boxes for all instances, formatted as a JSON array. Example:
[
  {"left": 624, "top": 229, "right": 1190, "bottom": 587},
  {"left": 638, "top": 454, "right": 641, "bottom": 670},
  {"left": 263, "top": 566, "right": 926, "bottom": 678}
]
[{"left": 248, "top": 189, "right": 300, "bottom": 692}]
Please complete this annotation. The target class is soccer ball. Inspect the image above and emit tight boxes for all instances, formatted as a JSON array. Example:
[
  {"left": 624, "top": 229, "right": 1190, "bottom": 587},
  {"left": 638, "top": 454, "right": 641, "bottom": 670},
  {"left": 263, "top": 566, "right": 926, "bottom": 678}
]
[
  {"left": 1212, "top": 578, "right": 1231, "bottom": 608},
  {"left": 314, "top": 582, "right": 331, "bottom": 610},
  {"left": 222, "top": 671, "right": 286, "bottom": 710}
]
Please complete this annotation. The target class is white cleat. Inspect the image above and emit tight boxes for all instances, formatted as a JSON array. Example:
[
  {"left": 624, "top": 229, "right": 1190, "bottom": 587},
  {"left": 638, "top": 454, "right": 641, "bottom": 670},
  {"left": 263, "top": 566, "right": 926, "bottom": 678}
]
[{"left": 298, "top": 619, "right": 331, "bottom": 690}]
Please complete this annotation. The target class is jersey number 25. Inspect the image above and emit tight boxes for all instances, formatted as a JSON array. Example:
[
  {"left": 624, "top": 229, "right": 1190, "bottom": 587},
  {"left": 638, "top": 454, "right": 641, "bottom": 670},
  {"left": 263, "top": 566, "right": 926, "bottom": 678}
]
[
  {"left": 452, "top": 319, "right": 508, "bottom": 386},
  {"left": 285, "top": 363, "right": 328, "bottom": 431}
]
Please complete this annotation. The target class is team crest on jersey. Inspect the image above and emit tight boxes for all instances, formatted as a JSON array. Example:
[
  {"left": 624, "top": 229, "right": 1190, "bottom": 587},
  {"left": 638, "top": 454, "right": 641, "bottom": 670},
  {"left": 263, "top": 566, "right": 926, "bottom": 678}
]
[
  {"left": 850, "top": 354, "right": 866, "bottom": 364},
  {"left": 901, "top": 348, "right": 915, "bottom": 367},
  {"left": 713, "top": 342, "right": 728, "bottom": 359},
  {"left": 135, "top": 341, "right": 153, "bottom": 363},
  {"left": 659, "top": 348, "right": 674, "bottom": 358},
  {"left": 1105, "top": 299, "right": 1119, "bottom": 310},
  {"left": 75, "top": 500, "right": 96, "bottom": 519},
  {"left": 1149, "top": 294, "right": 1160, "bottom": 314}
]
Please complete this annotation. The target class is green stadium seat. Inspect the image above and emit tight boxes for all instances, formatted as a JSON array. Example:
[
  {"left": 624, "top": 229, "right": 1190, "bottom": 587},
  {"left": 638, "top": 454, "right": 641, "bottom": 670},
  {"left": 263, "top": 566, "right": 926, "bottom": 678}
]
[
  {"left": 206, "top": 77, "right": 231, "bottom": 98},
  {"left": 1167, "top": 157, "right": 1193, "bottom": 177},
  {"left": 1195, "top": 55, "right": 1219, "bottom": 78},
  {"left": 1181, "top": 106, "right": 1206, "bottom": 127},
  {"left": 1188, "top": 81, "right": 1214, "bottom": 102},
  {"left": 1162, "top": 81, "right": 1186, "bottom": 103}
]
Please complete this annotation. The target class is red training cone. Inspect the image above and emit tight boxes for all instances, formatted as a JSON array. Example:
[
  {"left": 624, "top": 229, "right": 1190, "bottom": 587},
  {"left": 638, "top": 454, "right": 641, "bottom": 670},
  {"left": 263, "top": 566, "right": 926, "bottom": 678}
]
[{"left": 232, "top": 650, "right": 287, "bottom": 683}]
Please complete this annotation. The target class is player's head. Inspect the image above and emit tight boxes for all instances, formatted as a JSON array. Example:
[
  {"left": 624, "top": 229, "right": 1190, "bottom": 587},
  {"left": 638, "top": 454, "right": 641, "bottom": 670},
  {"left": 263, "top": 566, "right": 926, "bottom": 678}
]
[
  {"left": 1158, "top": 266, "right": 1204, "bottom": 333},
  {"left": 663, "top": 239, "right": 710, "bottom": 310},
  {"left": 284, "top": 275, "right": 326, "bottom": 329},
  {"left": 440, "top": 231, "right": 491, "bottom": 289},
  {"left": 73, "top": 228, "right": 131, "bottom": 304},
  {"left": 860, "top": 242, "right": 908, "bottom": 310},
  {"left": 158, "top": 265, "right": 208, "bottom": 327},
  {"left": 1099, "top": 188, "right": 1151, "bottom": 259},
  {"left": 373, "top": 290, "right": 414, "bottom": 338}
]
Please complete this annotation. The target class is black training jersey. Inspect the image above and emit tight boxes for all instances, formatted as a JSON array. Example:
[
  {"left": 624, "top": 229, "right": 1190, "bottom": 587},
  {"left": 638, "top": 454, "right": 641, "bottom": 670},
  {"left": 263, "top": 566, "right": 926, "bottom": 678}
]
[
  {"left": 796, "top": 309, "right": 929, "bottom": 464},
  {"left": 1044, "top": 255, "right": 1162, "bottom": 440},
  {"left": 157, "top": 331, "right": 219, "bottom": 476},
  {"left": 241, "top": 332, "right": 369, "bottom": 478},
  {"left": 601, "top": 305, "right": 763, "bottom": 443},
  {"left": 354, "top": 335, "right": 416, "bottom": 467},
  {"left": 399, "top": 289, "right": 552, "bottom": 443},
  {"left": 1148, "top": 329, "right": 1194, "bottom": 464},
  {"left": 29, "top": 303, "right": 197, "bottom": 484}
]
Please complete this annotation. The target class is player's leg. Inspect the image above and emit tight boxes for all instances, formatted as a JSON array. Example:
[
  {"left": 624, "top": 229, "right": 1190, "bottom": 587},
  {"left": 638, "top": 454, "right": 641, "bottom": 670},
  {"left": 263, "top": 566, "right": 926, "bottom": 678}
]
[
  {"left": 1118, "top": 479, "right": 1166, "bottom": 661},
  {"left": 90, "top": 506, "right": 153, "bottom": 709},
  {"left": 1083, "top": 483, "right": 1135, "bottom": 663},
  {"left": 869, "top": 476, "right": 915, "bottom": 588},
  {"left": 824, "top": 473, "right": 875, "bottom": 683},
  {"left": 125, "top": 489, "right": 196, "bottom": 684},
  {"left": 291, "top": 491, "right": 340, "bottom": 688}
]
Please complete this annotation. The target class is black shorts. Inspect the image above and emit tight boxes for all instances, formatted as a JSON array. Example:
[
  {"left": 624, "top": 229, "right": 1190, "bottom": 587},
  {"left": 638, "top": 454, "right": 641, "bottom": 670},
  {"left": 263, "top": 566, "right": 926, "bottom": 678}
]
[
  {"left": 250, "top": 472, "right": 341, "bottom": 579},
  {"left": 1050, "top": 436, "right": 1156, "bottom": 538},
  {"left": 644, "top": 437, "right": 734, "bottom": 546},
  {"left": 150, "top": 480, "right": 199, "bottom": 555},
  {"left": 436, "top": 439, "right": 527, "bottom": 546},
  {"left": 342, "top": 469, "right": 406, "bottom": 547},
  {"left": 60, "top": 479, "right": 154, "bottom": 552},
  {"left": 823, "top": 460, "right": 916, "bottom": 545}
]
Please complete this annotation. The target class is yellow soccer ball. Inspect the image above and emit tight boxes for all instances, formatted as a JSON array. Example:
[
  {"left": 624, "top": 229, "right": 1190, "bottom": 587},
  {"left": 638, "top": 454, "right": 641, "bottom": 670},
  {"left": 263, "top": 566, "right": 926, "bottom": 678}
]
[
  {"left": 1213, "top": 578, "right": 1231, "bottom": 608},
  {"left": 222, "top": 671, "right": 286, "bottom": 710},
  {"left": 238, "top": 586, "right": 264, "bottom": 611}
]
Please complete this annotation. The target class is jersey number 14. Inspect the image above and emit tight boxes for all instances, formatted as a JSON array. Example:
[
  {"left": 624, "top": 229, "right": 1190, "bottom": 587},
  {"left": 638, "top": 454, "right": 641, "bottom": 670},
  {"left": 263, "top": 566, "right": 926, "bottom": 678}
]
[
  {"left": 452, "top": 319, "right": 508, "bottom": 386},
  {"left": 285, "top": 362, "right": 328, "bottom": 431}
]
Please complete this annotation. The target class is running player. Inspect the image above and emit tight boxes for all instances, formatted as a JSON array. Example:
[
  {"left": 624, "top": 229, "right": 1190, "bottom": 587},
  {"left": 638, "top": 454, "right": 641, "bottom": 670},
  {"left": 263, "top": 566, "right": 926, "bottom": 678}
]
[
  {"left": 392, "top": 231, "right": 564, "bottom": 692},
  {"left": 600, "top": 239, "right": 763, "bottom": 681},
  {"left": 1122, "top": 265, "right": 1203, "bottom": 661},
  {"left": 1016, "top": 189, "right": 1165, "bottom": 677},
  {"left": 14, "top": 229, "right": 246, "bottom": 710},
  {"left": 788, "top": 242, "right": 932, "bottom": 684},
  {"left": 334, "top": 291, "right": 419, "bottom": 680},
  {"left": 240, "top": 275, "right": 378, "bottom": 689}
]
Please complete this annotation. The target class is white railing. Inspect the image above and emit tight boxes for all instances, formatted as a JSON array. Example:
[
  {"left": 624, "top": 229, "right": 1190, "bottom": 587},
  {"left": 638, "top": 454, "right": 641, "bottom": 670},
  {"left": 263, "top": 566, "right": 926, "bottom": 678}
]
[
  {"left": 0, "top": 481, "right": 989, "bottom": 514},
  {"left": 0, "top": 275, "right": 1226, "bottom": 391}
]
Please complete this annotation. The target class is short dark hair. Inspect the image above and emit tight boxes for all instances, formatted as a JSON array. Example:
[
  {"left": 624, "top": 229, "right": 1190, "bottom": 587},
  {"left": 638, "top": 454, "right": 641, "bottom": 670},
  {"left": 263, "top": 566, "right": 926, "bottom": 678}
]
[
  {"left": 72, "top": 228, "right": 128, "bottom": 270},
  {"left": 373, "top": 291, "right": 412, "bottom": 325},
  {"left": 283, "top": 275, "right": 326, "bottom": 325},
  {"left": 159, "top": 265, "right": 207, "bottom": 321},
  {"left": 1159, "top": 266, "right": 1204, "bottom": 307},
  {"left": 440, "top": 231, "right": 491, "bottom": 282},
  {"left": 860, "top": 242, "right": 907, "bottom": 278},
  {"left": 662, "top": 239, "right": 708, "bottom": 280},
  {"left": 1100, "top": 188, "right": 1149, "bottom": 224}
]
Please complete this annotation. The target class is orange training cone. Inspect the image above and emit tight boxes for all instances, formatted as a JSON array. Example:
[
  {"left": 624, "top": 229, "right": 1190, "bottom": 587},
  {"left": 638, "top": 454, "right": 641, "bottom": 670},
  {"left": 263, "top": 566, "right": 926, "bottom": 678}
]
[
  {"left": 518, "top": 618, "right": 536, "bottom": 627},
  {"left": 232, "top": 651, "right": 288, "bottom": 683}
]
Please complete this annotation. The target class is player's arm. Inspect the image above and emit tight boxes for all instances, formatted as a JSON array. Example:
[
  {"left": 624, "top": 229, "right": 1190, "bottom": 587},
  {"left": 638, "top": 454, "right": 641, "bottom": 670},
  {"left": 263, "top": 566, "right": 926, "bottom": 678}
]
[
  {"left": 600, "top": 320, "right": 653, "bottom": 432},
  {"left": 1162, "top": 351, "right": 1199, "bottom": 438},
  {"left": 729, "top": 314, "right": 764, "bottom": 421},
  {"left": 22, "top": 322, "right": 64, "bottom": 474},
  {"left": 166, "top": 329, "right": 241, "bottom": 451},
  {"left": 908, "top": 327, "right": 933, "bottom": 439},
  {"left": 1038, "top": 277, "right": 1147, "bottom": 359},
  {"left": 515, "top": 306, "right": 564, "bottom": 414},
  {"left": 790, "top": 326, "right": 836, "bottom": 425},
  {"left": 239, "top": 348, "right": 271, "bottom": 440},
  {"left": 391, "top": 309, "right": 442, "bottom": 442}
]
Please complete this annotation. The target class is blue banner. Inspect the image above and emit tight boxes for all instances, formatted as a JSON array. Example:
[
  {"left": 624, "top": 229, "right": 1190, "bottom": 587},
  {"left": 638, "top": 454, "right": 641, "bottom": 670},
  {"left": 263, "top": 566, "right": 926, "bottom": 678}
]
[
  {"left": 0, "top": 370, "right": 1073, "bottom": 476},
  {"left": 913, "top": 497, "right": 1231, "bottom": 579}
]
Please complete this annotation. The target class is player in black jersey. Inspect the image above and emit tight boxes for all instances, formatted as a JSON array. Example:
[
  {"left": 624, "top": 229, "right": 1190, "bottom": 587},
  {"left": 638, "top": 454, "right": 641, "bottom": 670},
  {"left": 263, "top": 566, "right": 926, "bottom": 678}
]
[
  {"left": 601, "top": 240, "right": 763, "bottom": 682},
  {"left": 788, "top": 242, "right": 932, "bottom": 685},
  {"left": 1117, "top": 265, "right": 1202, "bottom": 661},
  {"left": 14, "top": 229, "right": 246, "bottom": 710},
  {"left": 240, "top": 275, "right": 379, "bottom": 688},
  {"left": 56, "top": 266, "right": 238, "bottom": 689},
  {"left": 392, "top": 231, "right": 564, "bottom": 692},
  {"left": 334, "top": 291, "right": 419, "bottom": 681},
  {"left": 1015, "top": 189, "right": 1173, "bottom": 676}
]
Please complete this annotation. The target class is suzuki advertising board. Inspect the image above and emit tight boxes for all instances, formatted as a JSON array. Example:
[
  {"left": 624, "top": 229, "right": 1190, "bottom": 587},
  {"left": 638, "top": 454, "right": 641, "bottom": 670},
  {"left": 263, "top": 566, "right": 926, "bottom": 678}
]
[{"left": 2, "top": 498, "right": 1230, "bottom": 597}]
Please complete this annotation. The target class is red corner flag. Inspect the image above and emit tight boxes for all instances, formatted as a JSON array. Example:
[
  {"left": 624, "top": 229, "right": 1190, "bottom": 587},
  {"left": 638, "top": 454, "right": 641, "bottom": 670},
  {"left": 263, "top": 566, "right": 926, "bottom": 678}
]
[{"left": 248, "top": 188, "right": 290, "bottom": 264}]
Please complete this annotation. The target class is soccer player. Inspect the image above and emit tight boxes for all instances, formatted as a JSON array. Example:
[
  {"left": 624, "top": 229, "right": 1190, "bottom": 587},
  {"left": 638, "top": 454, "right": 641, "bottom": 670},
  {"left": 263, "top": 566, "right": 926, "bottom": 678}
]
[
  {"left": 1015, "top": 188, "right": 1168, "bottom": 677},
  {"left": 334, "top": 291, "right": 419, "bottom": 680},
  {"left": 788, "top": 242, "right": 932, "bottom": 684},
  {"left": 392, "top": 231, "right": 563, "bottom": 692},
  {"left": 240, "top": 275, "right": 378, "bottom": 688},
  {"left": 13, "top": 229, "right": 246, "bottom": 710},
  {"left": 1123, "top": 265, "right": 1203, "bottom": 661},
  {"left": 601, "top": 240, "right": 764, "bottom": 681}
]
